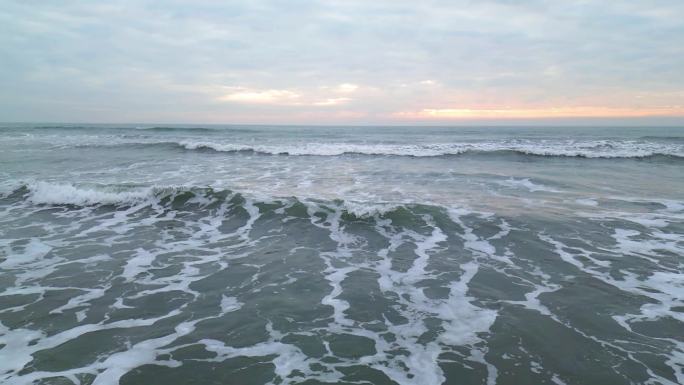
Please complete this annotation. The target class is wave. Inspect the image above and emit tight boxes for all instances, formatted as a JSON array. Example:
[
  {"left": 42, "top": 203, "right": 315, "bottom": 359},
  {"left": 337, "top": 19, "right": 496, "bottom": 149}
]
[
  {"left": 43, "top": 132, "right": 684, "bottom": 158},
  {"left": 111, "top": 140, "right": 684, "bottom": 159},
  {"left": 65, "top": 140, "right": 684, "bottom": 159},
  {"left": 133, "top": 126, "right": 221, "bottom": 132},
  {"left": 22, "top": 181, "right": 156, "bottom": 205},
  {"left": 3, "top": 181, "right": 224, "bottom": 207},
  {"left": 30, "top": 125, "right": 97, "bottom": 130},
  {"left": 639, "top": 135, "right": 684, "bottom": 141},
  {"left": 3, "top": 181, "right": 412, "bottom": 218},
  {"left": 135, "top": 126, "right": 248, "bottom": 132}
]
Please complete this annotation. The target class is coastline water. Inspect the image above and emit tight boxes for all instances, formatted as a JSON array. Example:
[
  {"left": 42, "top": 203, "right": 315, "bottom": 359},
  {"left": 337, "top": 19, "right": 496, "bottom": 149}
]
[{"left": 1, "top": 124, "right": 683, "bottom": 385}]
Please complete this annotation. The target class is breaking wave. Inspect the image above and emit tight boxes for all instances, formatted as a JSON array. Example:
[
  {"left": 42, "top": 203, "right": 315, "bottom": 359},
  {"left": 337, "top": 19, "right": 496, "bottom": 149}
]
[
  {"left": 4, "top": 181, "right": 410, "bottom": 218},
  {"left": 75, "top": 140, "right": 684, "bottom": 159}
]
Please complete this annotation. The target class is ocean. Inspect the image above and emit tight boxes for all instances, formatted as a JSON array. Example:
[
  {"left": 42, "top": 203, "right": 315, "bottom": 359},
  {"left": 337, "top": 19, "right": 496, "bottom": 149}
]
[{"left": 0, "top": 124, "right": 682, "bottom": 385}]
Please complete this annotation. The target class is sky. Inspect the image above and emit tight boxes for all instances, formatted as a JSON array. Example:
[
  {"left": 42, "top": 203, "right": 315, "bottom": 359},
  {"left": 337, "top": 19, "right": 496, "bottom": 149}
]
[{"left": 1, "top": 0, "right": 684, "bottom": 125}]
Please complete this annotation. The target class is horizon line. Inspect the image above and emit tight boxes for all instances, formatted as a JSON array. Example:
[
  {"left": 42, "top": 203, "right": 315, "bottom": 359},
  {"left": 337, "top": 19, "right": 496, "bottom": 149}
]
[{"left": 3, "top": 120, "right": 684, "bottom": 128}]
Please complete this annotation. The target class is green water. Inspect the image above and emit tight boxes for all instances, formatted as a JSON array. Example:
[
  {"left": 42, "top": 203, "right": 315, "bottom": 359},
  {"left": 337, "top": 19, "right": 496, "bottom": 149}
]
[{"left": 0, "top": 124, "right": 683, "bottom": 385}]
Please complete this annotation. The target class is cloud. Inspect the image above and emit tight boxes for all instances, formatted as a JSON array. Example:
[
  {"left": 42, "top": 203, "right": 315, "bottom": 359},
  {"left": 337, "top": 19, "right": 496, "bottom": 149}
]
[
  {"left": 218, "top": 88, "right": 301, "bottom": 104},
  {"left": 0, "top": 0, "right": 683, "bottom": 123},
  {"left": 333, "top": 83, "right": 360, "bottom": 93},
  {"left": 398, "top": 106, "right": 684, "bottom": 120},
  {"left": 217, "top": 86, "right": 353, "bottom": 107},
  {"left": 312, "top": 97, "right": 352, "bottom": 106},
  {"left": 418, "top": 80, "right": 437, "bottom": 86}
]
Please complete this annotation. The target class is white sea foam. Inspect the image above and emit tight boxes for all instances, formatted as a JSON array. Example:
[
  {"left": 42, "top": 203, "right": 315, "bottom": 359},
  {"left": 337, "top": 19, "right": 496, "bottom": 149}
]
[
  {"left": 575, "top": 198, "right": 599, "bottom": 206},
  {"left": 0, "top": 310, "right": 184, "bottom": 385},
  {"left": 295, "top": 207, "right": 501, "bottom": 385},
  {"left": 540, "top": 232, "right": 684, "bottom": 384},
  {"left": 500, "top": 177, "right": 560, "bottom": 193},
  {"left": 220, "top": 295, "right": 242, "bottom": 313},
  {"left": 438, "top": 262, "right": 498, "bottom": 346},
  {"left": 174, "top": 139, "right": 684, "bottom": 158},
  {"left": 0, "top": 238, "right": 52, "bottom": 269},
  {"left": 201, "top": 338, "right": 318, "bottom": 382},
  {"left": 337, "top": 200, "right": 404, "bottom": 217},
  {"left": 0, "top": 323, "right": 45, "bottom": 378},
  {"left": 88, "top": 319, "right": 203, "bottom": 385},
  {"left": 26, "top": 181, "right": 153, "bottom": 205},
  {"left": 50, "top": 286, "right": 108, "bottom": 315},
  {"left": 121, "top": 248, "right": 156, "bottom": 281},
  {"left": 448, "top": 207, "right": 498, "bottom": 257}
]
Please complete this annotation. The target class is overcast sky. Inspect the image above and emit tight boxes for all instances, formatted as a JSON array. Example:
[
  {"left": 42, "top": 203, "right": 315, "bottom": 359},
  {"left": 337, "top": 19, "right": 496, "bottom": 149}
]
[{"left": 1, "top": 0, "right": 684, "bottom": 124}]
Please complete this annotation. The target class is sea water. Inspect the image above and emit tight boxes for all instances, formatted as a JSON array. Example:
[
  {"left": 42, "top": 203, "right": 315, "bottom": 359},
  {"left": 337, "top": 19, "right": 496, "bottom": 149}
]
[{"left": 0, "top": 124, "right": 683, "bottom": 385}]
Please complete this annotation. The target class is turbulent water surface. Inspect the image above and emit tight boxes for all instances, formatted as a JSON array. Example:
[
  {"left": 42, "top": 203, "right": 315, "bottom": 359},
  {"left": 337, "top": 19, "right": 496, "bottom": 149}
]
[{"left": 1, "top": 124, "right": 683, "bottom": 385}]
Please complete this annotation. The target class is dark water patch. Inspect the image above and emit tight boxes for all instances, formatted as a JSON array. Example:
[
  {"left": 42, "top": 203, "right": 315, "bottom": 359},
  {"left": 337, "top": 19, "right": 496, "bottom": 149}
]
[{"left": 639, "top": 135, "right": 684, "bottom": 141}]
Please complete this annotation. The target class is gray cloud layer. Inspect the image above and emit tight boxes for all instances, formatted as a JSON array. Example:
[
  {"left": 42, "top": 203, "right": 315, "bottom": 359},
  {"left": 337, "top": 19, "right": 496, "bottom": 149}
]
[{"left": 1, "top": 0, "right": 683, "bottom": 124}]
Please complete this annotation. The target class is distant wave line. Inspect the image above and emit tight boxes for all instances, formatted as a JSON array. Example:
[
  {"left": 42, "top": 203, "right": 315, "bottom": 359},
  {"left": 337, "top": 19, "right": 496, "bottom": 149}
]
[{"left": 67, "top": 140, "right": 684, "bottom": 159}]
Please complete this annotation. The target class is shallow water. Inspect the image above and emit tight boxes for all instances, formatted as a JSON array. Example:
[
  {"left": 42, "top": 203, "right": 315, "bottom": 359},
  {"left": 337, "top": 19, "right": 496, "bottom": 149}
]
[{"left": 0, "top": 124, "right": 683, "bottom": 385}]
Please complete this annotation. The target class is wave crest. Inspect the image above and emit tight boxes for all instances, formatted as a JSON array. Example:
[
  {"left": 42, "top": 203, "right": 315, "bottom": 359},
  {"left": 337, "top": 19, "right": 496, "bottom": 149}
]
[
  {"left": 24, "top": 182, "right": 156, "bottom": 205},
  {"left": 5, "top": 182, "right": 412, "bottom": 220},
  {"left": 169, "top": 140, "right": 684, "bottom": 159}
]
